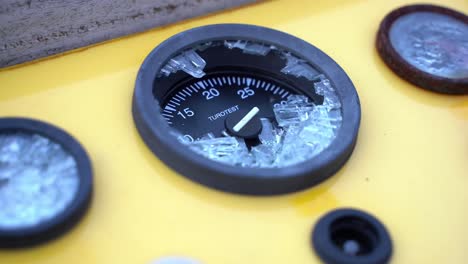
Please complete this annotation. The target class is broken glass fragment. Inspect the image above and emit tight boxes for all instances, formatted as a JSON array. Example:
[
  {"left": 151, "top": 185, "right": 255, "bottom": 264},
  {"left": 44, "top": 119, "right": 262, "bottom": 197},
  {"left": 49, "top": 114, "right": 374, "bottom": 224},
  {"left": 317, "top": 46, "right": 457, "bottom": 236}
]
[
  {"left": 273, "top": 95, "right": 315, "bottom": 127},
  {"left": 160, "top": 50, "right": 207, "bottom": 78},
  {"left": 176, "top": 77, "right": 342, "bottom": 168},
  {"left": 190, "top": 135, "right": 249, "bottom": 165},
  {"left": 251, "top": 144, "right": 276, "bottom": 167},
  {"left": 224, "top": 40, "right": 274, "bottom": 56},
  {"left": 258, "top": 118, "right": 283, "bottom": 152},
  {"left": 281, "top": 53, "right": 321, "bottom": 81},
  {"left": 314, "top": 77, "right": 341, "bottom": 110}
]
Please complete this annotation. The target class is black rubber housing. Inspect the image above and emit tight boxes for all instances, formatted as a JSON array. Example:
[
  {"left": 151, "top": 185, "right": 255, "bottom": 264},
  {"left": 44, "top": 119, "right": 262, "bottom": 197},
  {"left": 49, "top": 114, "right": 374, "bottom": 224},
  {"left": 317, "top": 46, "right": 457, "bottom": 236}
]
[
  {"left": 376, "top": 4, "right": 468, "bottom": 94},
  {"left": 312, "top": 208, "right": 393, "bottom": 264},
  {"left": 0, "top": 118, "right": 93, "bottom": 248},
  {"left": 132, "top": 24, "right": 361, "bottom": 195}
]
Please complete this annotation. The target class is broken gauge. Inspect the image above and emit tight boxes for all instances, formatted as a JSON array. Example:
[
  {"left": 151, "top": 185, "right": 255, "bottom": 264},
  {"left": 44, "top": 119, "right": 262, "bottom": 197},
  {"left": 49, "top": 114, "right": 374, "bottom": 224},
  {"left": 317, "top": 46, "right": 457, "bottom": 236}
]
[
  {"left": 132, "top": 24, "right": 361, "bottom": 195},
  {"left": 377, "top": 4, "right": 468, "bottom": 94},
  {"left": 0, "top": 118, "right": 93, "bottom": 248}
]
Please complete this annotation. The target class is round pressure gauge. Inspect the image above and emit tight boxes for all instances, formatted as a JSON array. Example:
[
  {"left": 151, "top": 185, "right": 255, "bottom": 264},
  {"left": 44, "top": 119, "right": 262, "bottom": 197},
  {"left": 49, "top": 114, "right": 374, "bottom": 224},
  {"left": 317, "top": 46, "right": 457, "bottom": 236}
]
[
  {"left": 133, "top": 24, "right": 361, "bottom": 195},
  {"left": 0, "top": 118, "right": 92, "bottom": 248},
  {"left": 377, "top": 4, "right": 468, "bottom": 94}
]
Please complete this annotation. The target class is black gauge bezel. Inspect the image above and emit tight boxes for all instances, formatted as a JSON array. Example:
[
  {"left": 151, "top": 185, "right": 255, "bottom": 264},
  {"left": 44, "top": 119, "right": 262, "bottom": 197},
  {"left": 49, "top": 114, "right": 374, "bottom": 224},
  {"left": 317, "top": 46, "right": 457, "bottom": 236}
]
[
  {"left": 312, "top": 208, "right": 393, "bottom": 264},
  {"left": 132, "top": 24, "right": 361, "bottom": 195},
  {"left": 376, "top": 4, "right": 468, "bottom": 94},
  {"left": 0, "top": 117, "right": 93, "bottom": 248}
]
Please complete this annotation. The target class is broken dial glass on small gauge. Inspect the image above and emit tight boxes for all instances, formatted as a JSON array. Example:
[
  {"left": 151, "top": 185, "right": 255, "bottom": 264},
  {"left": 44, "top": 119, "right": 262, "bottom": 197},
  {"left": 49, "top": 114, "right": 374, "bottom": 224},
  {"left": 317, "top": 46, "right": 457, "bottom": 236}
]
[{"left": 158, "top": 40, "right": 343, "bottom": 168}]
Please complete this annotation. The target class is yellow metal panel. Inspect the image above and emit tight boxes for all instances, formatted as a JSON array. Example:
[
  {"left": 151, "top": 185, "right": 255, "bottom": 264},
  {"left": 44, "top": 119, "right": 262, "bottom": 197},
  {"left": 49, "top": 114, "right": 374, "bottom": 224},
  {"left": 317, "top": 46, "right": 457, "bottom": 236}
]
[{"left": 0, "top": 0, "right": 467, "bottom": 263}]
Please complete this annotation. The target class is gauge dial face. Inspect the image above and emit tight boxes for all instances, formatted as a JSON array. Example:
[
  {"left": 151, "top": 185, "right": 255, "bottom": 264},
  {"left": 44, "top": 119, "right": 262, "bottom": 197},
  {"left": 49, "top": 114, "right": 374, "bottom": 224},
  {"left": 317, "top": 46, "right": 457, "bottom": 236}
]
[{"left": 162, "top": 72, "right": 299, "bottom": 139}]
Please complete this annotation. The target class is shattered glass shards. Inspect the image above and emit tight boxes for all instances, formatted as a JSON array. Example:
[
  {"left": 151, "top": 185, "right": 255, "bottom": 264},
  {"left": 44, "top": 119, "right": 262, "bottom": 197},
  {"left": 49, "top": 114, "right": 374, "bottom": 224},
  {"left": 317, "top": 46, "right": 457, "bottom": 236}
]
[
  {"left": 0, "top": 133, "right": 80, "bottom": 229},
  {"left": 177, "top": 78, "right": 342, "bottom": 168},
  {"left": 250, "top": 144, "right": 276, "bottom": 167},
  {"left": 224, "top": 40, "right": 274, "bottom": 56},
  {"left": 189, "top": 135, "right": 250, "bottom": 166},
  {"left": 273, "top": 95, "right": 315, "bottom": 127},
  {"left": 271, "top": 90, "right": 342, "bottom": 167},
  {"left": 258, "top": 118, "right": 283, "bottom": 151},
  {"left": 314, "top": 76, "right": 341, "bottom": 110},
  {"left": 159, "top": 40, "right": 275, "bottom": 78},
  {"left": 160, "top": 49, "right": 207, "bottom": 78},
  {"left": 281, "top": 53, "right": 321, "bottom": 81}
]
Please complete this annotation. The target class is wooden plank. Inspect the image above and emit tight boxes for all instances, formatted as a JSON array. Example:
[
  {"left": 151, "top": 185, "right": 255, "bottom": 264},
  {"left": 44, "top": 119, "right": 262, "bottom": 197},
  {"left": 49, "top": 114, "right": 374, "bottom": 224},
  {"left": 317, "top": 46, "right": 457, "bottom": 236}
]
[{"left": 0, "top": 0, "right": 258, "bottom": 68}]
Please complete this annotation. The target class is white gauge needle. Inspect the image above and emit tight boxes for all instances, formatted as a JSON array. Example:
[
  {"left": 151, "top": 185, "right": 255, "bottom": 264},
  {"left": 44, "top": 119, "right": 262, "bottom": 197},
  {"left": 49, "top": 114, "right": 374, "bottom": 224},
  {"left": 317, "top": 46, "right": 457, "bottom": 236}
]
[{"left": 233, "top": 107, "right": 260, "bottom": 132}]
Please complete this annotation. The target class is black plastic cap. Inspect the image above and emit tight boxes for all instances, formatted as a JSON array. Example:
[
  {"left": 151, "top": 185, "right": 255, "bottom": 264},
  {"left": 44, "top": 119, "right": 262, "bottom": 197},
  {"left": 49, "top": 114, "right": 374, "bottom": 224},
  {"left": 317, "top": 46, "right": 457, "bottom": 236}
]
[{"left": 312, "top": 208, "right": 393, "bottom": 264}]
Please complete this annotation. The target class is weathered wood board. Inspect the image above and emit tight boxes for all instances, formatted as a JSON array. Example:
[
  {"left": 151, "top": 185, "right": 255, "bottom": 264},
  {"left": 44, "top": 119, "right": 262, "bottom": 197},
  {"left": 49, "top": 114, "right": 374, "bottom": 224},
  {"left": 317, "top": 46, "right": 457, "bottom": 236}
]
[{"left": 0, "top": 0, "right": 258, "bottom": 68}]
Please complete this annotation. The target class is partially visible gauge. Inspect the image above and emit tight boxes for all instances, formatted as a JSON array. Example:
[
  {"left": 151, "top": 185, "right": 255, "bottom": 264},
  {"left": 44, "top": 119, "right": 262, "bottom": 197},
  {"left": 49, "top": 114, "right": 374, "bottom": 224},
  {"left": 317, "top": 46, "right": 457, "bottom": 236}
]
[
  {"left": 377, "top": 4, "right": 468, "bottom": 94},
  {"left": 0, "top": 118, "right": 92, "bottom": 248},
  {"left": 133, "top": 24, "right": 361, "bottom": 195}
]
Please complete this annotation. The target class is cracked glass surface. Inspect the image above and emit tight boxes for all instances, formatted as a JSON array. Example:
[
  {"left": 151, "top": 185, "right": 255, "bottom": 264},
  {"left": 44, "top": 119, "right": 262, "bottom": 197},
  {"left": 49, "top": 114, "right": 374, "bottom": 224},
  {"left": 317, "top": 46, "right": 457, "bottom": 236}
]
[
  {"left": 162, "top": 39, "right": 343, "bottom": 168},
  {"left": 159, "top": 40, "right": 276, "bottom": 78},
  {"left": 224, "top": 40, "right": 274, "bottom": 56},
  {"left": 175, "top": 77, "right": 342, "bottom": 168},
  {"left": 160, "top": 50, "right": 207, "bottom": 78},
  {"left": 0, "top": 133, "right": 79, "bottom": 229},
  {"left": 281, "top": 53, "right": 320, "bottom": 81},
  {"left": 390, "top": 12, "right": 468, "bottom": 79}
]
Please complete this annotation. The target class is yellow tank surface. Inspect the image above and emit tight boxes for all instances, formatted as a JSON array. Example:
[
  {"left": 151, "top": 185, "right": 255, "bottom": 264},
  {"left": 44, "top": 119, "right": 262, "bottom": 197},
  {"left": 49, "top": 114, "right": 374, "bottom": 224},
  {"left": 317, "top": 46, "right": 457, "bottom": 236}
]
[{"left": 0, "top": 0, "right": 467, "bottom": 263}]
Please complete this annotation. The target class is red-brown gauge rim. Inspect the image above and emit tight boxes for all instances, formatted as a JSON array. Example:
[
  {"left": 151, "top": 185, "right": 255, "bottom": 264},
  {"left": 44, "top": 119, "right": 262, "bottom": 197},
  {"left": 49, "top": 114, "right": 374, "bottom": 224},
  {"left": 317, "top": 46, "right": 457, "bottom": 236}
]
[{"left": 376, "top": 4, "right": 468, "bottom": 94}]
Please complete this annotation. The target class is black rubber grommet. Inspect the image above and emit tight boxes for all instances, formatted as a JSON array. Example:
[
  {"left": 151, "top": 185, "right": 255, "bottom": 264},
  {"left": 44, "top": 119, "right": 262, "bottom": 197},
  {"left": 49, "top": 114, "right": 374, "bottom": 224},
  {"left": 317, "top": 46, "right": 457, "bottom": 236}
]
[
  {"left": 132, "top": 24, "right": 361, "bottom": 195},
  {"left": 312, "top": 208, "right": 393, "bottom": 264},
  {"left": 376, "top": 4, "right": 468, "bottom": 94},
  {"left": 0, "top": 117, "right": 93, "bottom": 248}
]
